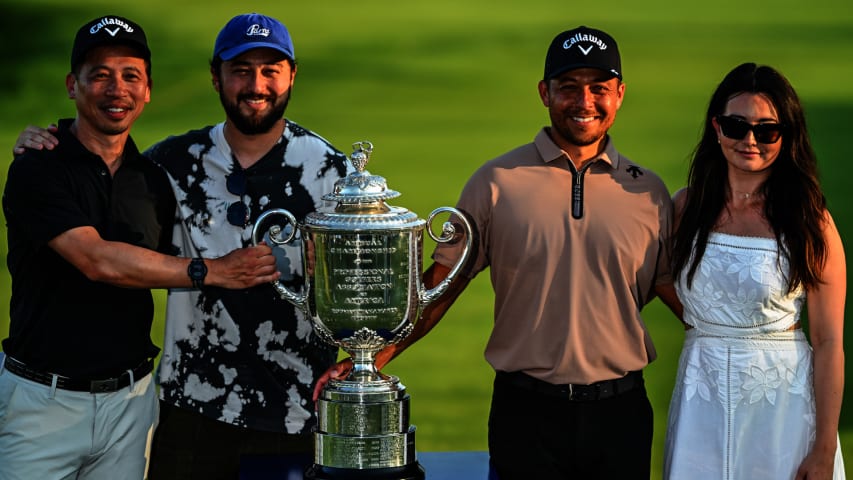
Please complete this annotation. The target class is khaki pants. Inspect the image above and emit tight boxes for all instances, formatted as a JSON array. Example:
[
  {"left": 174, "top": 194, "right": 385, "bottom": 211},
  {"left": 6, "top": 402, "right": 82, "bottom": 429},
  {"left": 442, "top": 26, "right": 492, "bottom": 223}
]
[{"left": 0, "top": 354, "right": 158, "bottom": 480}]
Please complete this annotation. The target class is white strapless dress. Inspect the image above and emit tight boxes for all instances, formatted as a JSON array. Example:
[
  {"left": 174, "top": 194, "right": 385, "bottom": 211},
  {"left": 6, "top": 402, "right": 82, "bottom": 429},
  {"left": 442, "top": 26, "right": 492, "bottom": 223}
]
[{"left": 664, "top": 232, "right": 845, "bottom": 479}]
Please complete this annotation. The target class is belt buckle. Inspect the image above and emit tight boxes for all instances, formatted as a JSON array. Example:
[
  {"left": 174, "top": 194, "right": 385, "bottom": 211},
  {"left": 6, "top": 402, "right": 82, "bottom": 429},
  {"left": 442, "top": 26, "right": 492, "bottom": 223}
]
[
  {"left": 566, "top": 383, "right": 575, "bottom": 401},
  {"left": 90, "top": 378, "right": 118, "bottom": 393}
]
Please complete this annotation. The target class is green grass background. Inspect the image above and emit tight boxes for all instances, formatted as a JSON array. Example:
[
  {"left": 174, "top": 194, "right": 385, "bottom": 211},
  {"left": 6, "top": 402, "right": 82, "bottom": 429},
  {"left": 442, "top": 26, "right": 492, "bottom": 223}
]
[{"left": 1, "top": 0, "right": 852, "bottom": 477}]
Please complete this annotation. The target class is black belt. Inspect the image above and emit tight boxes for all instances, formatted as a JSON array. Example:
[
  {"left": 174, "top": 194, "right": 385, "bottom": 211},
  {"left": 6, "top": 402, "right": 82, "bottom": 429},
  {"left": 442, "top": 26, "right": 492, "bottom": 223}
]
[
  {"left": 3, "top": 356, "right": 153, "bottom": 393},
  {"left": 496, "top": 370, "right": 643, "bottom": 401}
]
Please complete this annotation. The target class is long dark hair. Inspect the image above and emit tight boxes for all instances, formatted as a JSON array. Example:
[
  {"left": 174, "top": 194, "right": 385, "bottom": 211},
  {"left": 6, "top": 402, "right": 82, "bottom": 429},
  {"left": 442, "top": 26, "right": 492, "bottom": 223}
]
[{"left": 672, "top": 62, "right": 827, "bottom": 293}]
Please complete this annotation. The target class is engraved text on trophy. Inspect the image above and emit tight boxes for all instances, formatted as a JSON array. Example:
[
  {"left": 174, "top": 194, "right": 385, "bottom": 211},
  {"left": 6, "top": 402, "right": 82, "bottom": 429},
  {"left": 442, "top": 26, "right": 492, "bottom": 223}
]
[{"left": 314, "top": 232, "right": 412, "bottom": 338}]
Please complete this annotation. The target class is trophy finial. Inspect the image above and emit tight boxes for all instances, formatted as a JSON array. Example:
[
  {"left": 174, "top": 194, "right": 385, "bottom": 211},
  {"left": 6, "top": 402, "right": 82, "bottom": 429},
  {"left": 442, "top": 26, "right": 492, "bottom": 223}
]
[
  {"left": 350, "top": 141, "right": 373, "bottom": 173},
  {"left": 325, "top": 140, "right": 399, "bottom": 206}
]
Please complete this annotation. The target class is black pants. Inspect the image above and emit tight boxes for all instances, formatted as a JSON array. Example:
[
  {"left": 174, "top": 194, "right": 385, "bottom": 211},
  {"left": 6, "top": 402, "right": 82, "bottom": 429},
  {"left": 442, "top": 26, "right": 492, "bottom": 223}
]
[
  {"left": 148, "top": 401, "right": 313, "bottom": 480},
  {"left": 488, "top": 373, "right": 653, "bottom": 480}
]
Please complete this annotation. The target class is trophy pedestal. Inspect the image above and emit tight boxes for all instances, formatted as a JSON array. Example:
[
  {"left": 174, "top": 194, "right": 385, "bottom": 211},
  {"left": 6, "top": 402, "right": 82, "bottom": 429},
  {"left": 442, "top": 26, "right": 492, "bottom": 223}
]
[{"left": 305, "top": 377, "right": 424, "bottom": 480}]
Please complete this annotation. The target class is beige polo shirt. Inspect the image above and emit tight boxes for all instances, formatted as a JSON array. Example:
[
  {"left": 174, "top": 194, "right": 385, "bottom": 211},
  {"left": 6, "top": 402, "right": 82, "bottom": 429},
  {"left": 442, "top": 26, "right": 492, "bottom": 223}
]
[{"left": 434, "top": 128, "right": 673, "bottom": 385}]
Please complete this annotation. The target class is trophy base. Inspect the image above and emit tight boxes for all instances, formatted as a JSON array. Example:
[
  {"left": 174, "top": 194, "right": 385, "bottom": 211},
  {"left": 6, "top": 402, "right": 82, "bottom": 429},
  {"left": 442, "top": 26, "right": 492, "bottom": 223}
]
[{"left": 304, "top": 462, "right": 425, "bottom": 480}]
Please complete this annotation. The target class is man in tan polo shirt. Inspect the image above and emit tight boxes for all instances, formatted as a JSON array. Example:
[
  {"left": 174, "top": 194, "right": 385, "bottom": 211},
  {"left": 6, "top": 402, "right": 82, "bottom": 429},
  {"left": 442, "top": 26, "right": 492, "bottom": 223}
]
[{"left": 317, "top": 25, "right": 679, "bottom": 479}]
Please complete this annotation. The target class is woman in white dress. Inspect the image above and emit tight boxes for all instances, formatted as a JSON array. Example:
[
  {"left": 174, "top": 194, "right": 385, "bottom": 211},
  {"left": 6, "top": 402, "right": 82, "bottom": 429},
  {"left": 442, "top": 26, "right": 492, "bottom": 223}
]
[{"left": 665, "top": 63, "right": 846, "bottom": 479}]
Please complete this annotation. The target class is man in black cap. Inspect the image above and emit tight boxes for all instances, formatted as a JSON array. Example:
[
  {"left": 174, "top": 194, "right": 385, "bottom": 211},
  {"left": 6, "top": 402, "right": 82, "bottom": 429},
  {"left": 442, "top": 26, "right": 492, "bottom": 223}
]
[
  {"left": 319, "top": 25, "right": 679, "bottom": 479},
  {"left": 0, "top": 15, "right": 277, "bottom": 479},
  {"left": 11, "top": 12, "right": 352, "bottom": 479}
]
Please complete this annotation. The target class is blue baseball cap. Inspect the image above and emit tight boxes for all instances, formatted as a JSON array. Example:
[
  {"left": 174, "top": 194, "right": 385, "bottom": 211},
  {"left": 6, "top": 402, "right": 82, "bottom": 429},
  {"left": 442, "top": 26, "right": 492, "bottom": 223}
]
[{"left": 213, "top": 13, "right": 294, "bottom": 62}]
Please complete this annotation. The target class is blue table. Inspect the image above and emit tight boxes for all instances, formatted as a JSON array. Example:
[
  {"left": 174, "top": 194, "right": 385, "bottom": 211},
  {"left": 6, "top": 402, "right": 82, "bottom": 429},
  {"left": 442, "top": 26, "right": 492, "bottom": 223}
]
[{"left": 240, "top": 451, "right": 497, "bottom": 479}]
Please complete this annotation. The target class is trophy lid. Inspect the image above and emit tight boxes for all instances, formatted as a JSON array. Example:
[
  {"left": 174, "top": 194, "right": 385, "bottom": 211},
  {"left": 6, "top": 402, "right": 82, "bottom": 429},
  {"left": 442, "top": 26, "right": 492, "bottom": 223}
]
[
  {"left": 309, "top": 141, "right": 424, "bottom": 230},
  {"left": 323, "top": 141, "right": 400, "bottom": 206}
]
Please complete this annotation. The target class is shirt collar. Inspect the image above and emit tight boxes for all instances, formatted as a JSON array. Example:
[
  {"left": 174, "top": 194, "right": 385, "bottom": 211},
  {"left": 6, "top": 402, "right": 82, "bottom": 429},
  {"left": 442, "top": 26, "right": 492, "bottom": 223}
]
[
  {"left": 534, "top": 127, "right": 621, "bottom": 169},
  {"left": 55, "top": 118, "right": 143, "bottom": 167}
]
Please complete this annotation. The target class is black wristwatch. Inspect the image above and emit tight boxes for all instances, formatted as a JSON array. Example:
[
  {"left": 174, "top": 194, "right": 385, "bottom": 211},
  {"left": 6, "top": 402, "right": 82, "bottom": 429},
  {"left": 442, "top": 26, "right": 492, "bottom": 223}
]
[{"left": 188, "top": 258, "right": 207, "bottom": 289}]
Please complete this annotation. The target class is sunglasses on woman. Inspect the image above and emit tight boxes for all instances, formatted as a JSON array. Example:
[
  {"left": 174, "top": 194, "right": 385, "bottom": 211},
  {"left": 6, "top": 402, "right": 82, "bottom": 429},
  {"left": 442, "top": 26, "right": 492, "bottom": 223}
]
[{"left": 715, "top": 115, "right": 785, "bottom": 144}]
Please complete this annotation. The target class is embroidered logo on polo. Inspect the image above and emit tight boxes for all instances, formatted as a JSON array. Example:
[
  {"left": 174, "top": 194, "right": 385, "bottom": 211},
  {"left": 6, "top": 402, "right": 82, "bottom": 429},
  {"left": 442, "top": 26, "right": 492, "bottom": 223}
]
[
  {"left": 89, "top": 17, "right": 135, "bottom": 36},
  {"left": 562, "top": 32, "right": 609, "bottom": 55},
  {"left": 626, "top": 165, "right": 644, "bottom": 179},
  {"left": 246, "top": 24, "right": 271, "bottom": 38}
]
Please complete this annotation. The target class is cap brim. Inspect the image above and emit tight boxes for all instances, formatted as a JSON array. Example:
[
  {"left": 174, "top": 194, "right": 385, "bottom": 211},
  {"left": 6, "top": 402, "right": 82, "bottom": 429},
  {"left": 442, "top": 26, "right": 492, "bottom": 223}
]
[
  {"left": 546, "top": 64, "right": 620, "bottom": 81},
  {"left": 217, "top": 42, "right": 293, "bottom": 61},
  {"left": 72, "top": 40, "right": 151, "bottom": 70}
]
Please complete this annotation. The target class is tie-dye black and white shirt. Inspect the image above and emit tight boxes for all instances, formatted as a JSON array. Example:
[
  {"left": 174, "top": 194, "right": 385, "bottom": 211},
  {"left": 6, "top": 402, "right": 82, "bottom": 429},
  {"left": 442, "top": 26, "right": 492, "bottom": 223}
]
[{"left": 146, "top": 121, "right": 352, "bottom": 433}]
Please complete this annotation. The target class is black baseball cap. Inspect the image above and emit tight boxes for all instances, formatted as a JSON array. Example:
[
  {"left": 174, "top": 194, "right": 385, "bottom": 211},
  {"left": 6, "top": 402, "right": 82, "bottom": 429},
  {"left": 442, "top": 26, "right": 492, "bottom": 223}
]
[
  {"left": 543, "top": 26, "right": 621, "bottom": 81},
  {"left": 70, "top": 15, "right": 151, "bottom": 71}
]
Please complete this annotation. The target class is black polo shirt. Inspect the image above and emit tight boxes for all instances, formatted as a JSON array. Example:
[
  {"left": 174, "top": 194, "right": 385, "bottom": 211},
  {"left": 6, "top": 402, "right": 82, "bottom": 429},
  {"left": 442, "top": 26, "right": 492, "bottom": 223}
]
[{"left": 2, "top": 119, "right": 175, "bottom": 378}]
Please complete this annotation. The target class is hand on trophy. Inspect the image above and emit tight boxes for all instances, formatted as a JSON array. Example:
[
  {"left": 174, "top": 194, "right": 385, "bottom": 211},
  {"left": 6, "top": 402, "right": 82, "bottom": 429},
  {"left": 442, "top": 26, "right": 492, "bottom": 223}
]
[
  {"left": 312, "top": 357, "right": 353, "bottom": 402},
  {"left": 305, "top": 237, "right": 316, "bottom": 276},
  {"left": 206, "top": 242, "right": 280, "bottom": 289}
]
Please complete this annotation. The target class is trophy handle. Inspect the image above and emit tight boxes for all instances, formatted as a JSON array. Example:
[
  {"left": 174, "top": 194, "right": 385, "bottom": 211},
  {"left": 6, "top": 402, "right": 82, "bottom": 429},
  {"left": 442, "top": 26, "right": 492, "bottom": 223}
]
[
  {"left": 251, "top": 208, "right": 308, "bottom": 309},
  {"left": 420, "top": 206, "right": 472, "bottom": 306}
]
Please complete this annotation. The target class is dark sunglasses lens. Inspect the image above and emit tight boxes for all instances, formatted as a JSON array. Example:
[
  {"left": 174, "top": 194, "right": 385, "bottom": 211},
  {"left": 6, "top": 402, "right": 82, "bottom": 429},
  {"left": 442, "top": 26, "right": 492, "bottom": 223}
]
[
  {"left": 226, "top": 171, "right": 247, "bottom": 196},
  {"left": 752, "top": 124, "right": 783, "bottom": 144},
  {"left": 227, "top": 202, "right": 249, "bottom": 227},
  {"left": 718, "top": 116, "right": 750, "bottom": 140}
]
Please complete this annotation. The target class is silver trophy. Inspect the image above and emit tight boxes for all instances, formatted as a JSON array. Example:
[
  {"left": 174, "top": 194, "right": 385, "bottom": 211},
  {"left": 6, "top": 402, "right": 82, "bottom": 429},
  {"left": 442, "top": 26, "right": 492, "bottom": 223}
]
[{"left": 252, "top": 141, "right": 471, "bottom": 479}]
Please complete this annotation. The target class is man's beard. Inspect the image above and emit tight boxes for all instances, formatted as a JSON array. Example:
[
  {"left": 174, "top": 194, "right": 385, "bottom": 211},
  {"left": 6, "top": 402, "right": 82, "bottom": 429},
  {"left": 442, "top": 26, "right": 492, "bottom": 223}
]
[{"left": 220, "top": 88, "right": 291, "bottom": 135}]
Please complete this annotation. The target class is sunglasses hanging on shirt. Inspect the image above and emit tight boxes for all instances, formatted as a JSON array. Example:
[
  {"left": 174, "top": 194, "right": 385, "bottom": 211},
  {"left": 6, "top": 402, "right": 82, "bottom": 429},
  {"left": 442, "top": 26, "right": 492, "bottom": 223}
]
[{"left": 226, "top": 169, "right": 250, "bottom": 227}]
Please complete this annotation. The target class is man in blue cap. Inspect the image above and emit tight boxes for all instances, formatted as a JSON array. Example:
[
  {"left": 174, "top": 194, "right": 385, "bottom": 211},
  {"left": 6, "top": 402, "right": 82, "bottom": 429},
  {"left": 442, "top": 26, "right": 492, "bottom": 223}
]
[{"left": 144, "top": 13, "right": 352, "bottom": 479}]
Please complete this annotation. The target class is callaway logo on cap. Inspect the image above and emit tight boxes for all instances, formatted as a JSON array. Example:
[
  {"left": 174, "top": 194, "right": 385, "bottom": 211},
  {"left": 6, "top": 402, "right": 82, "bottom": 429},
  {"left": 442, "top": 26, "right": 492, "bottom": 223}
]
[
  {"left": 213, "top": 13, "right": 294, "bottom": 62},
  {"left": 70, "top": 15, "right": 150, "bottom": 71},
  {"left": 543, "top": 26, "right": 622, "bottom": 81}
]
